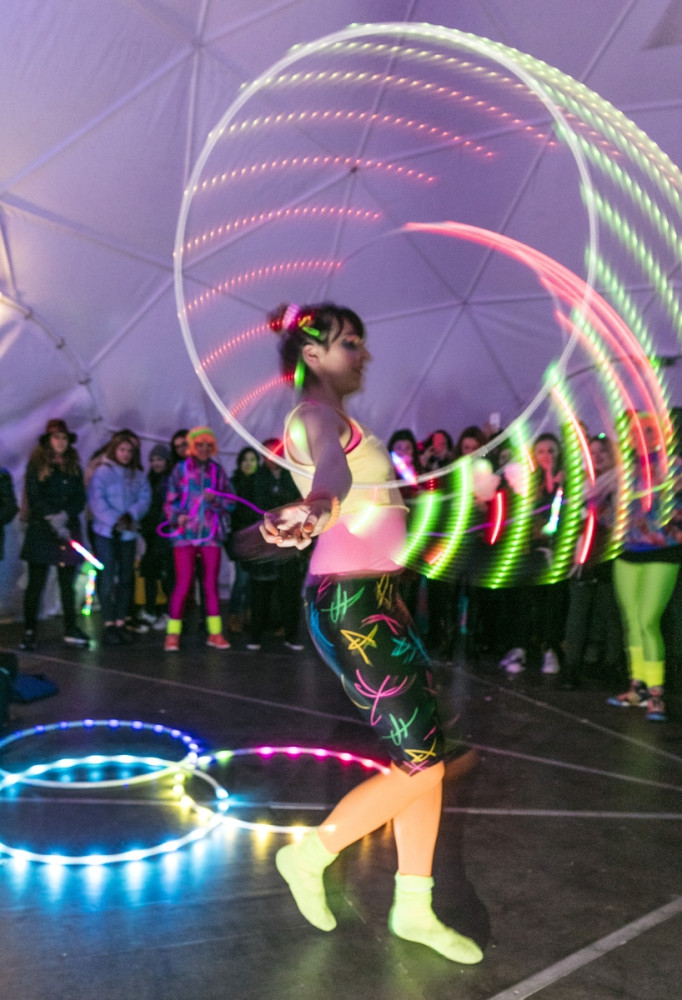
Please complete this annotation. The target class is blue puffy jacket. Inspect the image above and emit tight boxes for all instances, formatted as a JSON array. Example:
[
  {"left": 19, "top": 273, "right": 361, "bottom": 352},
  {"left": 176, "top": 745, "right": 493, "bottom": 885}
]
[{"left": 88, "top": 459, "right": 151, "bottom": 540}]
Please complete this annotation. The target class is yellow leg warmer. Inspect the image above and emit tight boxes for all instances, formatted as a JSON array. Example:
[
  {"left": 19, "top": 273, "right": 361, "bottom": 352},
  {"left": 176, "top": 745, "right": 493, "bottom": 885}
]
[{"left": 206, "top": 615, "right": 222, "bottom": 636}]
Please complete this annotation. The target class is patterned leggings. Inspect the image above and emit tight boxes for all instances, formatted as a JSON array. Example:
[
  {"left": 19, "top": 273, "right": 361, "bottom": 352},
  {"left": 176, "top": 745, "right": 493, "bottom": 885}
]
[{"left": 304, "top": 573, "right": 464, "bottom": 775}]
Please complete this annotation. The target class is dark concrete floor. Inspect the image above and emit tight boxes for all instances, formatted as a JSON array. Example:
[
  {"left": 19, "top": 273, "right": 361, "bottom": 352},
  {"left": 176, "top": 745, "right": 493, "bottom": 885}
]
[{"left": 0, "top": 610, "right": 681, "bottom": 1000}]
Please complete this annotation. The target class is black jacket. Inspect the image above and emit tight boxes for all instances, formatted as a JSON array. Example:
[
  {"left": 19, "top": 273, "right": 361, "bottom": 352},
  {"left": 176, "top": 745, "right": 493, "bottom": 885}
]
[
  {"left": 20, "top": 463, "right": 86, "bottom": 565},
  {"left": 0, "top": 469, "right": 18, "bottom": 560},
  {"left": 251, "top": 464, "right": 301, "bottom": 513}
]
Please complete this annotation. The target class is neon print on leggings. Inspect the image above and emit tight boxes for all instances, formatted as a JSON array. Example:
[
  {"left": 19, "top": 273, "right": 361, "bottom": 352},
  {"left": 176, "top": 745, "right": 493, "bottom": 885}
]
[{"left": 304, "top": 574, "right": 462, "bottom": 775}]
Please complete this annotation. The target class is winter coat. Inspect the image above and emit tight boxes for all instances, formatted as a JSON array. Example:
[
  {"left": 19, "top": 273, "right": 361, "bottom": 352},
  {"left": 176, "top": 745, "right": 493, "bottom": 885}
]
[
  {"left": 140, "top": 469, "right": 170, "bottom": 541},
  {"left": 251, "top": 464, "right": 301, "bottom": 513},
  {"left": 20, "top": 463, "right": 86, "bottom": 565},
  {"left": 246, "top": 464, "right": 304, "bottom": 579},
  {"left": 163, "top": 456, "right": 232, "bottom": 547},
  {"left": 88, "top": 459, "right": 151, "bottom": 540},
  {"left": 229, "top": 468, "right": 261, "bottom": 533},
  {"left": 0, "top": 468, "right": 18, "bottom": 560}
]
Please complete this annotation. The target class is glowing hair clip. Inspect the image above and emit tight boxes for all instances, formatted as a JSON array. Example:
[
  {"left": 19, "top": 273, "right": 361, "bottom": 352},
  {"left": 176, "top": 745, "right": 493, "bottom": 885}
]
[
  {"left": 300, "top": 322, "right": 321, "bottom": 338},
  {"left": 294, "top": 357, "right": 306, "bottom": 394},
  {"left": 282, "top": 303, "right": 301, "bottom": 330}
]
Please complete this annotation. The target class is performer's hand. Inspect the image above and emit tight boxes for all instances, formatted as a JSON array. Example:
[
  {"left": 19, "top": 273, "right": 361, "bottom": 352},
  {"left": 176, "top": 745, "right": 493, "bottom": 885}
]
[{"left": 260, "top": 498, "right": 332, "bottom": 549}]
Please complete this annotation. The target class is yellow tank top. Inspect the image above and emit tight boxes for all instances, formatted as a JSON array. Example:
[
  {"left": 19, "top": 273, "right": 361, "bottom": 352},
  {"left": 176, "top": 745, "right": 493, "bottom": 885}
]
[{"left": 283, "top": 402, "right": 406, "bottom": 515}]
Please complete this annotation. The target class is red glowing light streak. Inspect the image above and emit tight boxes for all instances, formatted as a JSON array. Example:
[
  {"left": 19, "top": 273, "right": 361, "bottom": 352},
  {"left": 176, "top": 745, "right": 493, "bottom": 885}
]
[
  {"left": 407, "top": 221, "right": 664, "bottom": 426},
  {"left": 70, "top": 540, "right": 104, "bottom": 570},
  {"left": 199, "top": 323, "right": 270, "bottom": 371},
  {"left": 576, "top": 508, "right": 596, "bottom": 566},
  {"left": 424, "top": 544, "right": 447, "bottom": 566},
  {"left": 545, "top": 270, "right": 668, "bottom": 456},
  {"left": 404, "top": 220, "right": 668, "bottom": 511},
  {"left": 552, "top": 312, "right": 653, "bottom": 510},
  {"left": 488, "top": 490, "right": 505, "bottom": 545},
  {"left": 229, "top": 374, "right": 292, "bottom": 417},
  {"left": 184, "top": 204, "right": 381, "bottom": 256},
  {"left": 550, "top": 383, "right": 595, "bottom": 484},
  {"left": 187, "top": 258, "right": 341, "bottom": 313},
  {"left": 198, "top": 152, "right": 437, "bottom": 191}
]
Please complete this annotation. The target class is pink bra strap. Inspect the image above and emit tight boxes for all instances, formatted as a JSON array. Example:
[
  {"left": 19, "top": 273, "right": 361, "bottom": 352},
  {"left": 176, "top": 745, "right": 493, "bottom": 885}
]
[{"left": 343, "top": 417, "right": 363, "bottom": 454}]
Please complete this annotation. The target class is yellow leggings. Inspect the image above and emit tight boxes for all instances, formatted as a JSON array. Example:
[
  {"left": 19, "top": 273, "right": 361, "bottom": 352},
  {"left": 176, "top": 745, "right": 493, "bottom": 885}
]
[{"left": 613, "top": 558, "right": 679, "bottom": 687}]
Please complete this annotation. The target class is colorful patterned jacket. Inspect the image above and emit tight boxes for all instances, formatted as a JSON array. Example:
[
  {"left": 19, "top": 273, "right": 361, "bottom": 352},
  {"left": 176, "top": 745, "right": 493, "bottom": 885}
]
[{"left": 163, "top": 456, "right": 232, "bottom": 546}]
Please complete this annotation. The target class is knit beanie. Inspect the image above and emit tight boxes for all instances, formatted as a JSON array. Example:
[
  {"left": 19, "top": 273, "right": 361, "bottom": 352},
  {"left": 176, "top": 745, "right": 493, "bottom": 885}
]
[{"left": 149, "top": 444, "right": 171, "bottom": 462}]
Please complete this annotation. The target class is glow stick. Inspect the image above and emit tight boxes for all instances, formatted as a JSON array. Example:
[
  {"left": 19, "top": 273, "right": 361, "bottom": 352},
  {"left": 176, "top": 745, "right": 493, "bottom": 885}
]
[
  {"left": 81, "top": 567, "right": 97, "bottom": 617},
  {"left": 390, "top": 451, "right": 418, "bottom": 486},
  {"left": 70, "top": 540, "right": 104, "bottom": 570},
  {"left": 544, "top": 488, "right": 564, "bottom": 535}
]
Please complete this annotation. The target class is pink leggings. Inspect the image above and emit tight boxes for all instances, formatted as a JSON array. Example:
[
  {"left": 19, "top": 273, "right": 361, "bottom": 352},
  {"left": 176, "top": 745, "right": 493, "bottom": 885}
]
[{"left": 169, "top": 545, "right": 221, "bottom": 619}]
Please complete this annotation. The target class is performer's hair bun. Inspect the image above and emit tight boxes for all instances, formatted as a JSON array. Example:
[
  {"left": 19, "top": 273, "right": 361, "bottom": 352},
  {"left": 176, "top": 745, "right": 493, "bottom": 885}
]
[
  {"left": 268, "top": 303, "right": 288, "bottom": 333},
  {"left": 268, "top": 303, "right": 310, "bottom": 334},
  {"left": 269, "top": 301, "right": 366, "bottom": 385}
]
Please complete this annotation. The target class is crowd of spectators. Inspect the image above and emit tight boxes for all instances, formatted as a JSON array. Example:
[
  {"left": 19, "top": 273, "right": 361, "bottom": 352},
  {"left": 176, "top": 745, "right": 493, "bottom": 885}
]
[
  {"left": 2, "top": 421, "right": 308, "bottom": 656},
  {"left": 2, "top": 411, "right": 680, "bottom": 717}
]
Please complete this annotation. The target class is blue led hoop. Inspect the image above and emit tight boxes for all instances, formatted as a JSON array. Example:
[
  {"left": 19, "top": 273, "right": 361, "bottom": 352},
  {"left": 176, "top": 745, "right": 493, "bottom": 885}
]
[
  {"left": 0, "top": 719, "right": 202, "bottom": 789},
  {"left": 3, "top": 754, "right": 190, "bottom": 790},
  {"left": 0, "top": 724, "right": 392, "bottom": 857},
  {"left": 0, "top": 758, "right": 228, "bottom": 866}
]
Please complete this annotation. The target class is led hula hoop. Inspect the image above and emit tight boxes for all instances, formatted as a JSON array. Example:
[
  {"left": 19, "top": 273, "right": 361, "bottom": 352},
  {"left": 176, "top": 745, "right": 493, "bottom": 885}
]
[
  {"left": 0, "top": 719, "right": 223, "bottom": 865},
  {"left": 0, "top": 720, "right": 390, "bottom": 861},
  {"left": 0, "top": 719, "right": 202, "bottom": 789},
  {"left": 203, "top": 745, "right": 390, "bottom": 835},
  {"left": 175, "top": 23, "right": 681, "bottom": 584},
  {"left": 0, "top": 761, "right": 227, "bottom": 866},
  {"left": 174, "top": 21, "right": 598, "bottom": 481}
]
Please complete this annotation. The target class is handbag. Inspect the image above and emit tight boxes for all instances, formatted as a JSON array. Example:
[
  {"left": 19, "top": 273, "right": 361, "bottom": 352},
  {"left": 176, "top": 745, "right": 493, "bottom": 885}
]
[{"left": 11, "top": 673, "right": 59, "bottom": 703}]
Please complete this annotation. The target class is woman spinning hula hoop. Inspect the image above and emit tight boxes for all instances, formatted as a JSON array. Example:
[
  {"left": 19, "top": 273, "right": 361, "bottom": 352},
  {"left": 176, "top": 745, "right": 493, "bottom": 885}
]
[{"left": 252, "top": 302, "right": 483, "bottom": 963}]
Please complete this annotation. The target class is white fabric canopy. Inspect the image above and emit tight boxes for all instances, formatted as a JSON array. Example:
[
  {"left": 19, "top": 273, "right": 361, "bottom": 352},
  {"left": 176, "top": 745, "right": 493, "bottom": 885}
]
[{"left": 1, "top": 0, "right": 681, "bottom": 615}]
